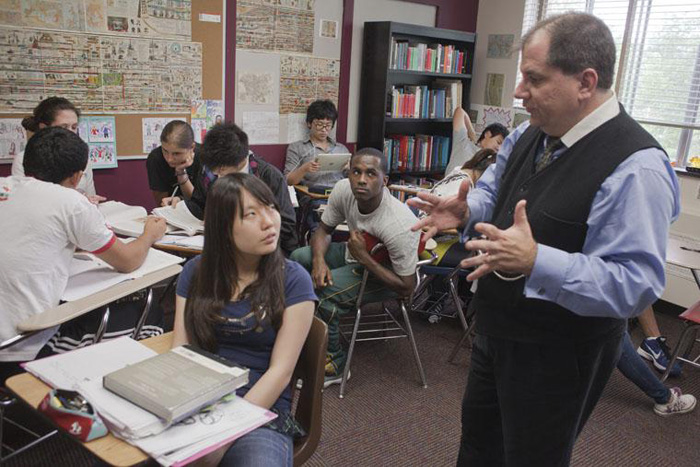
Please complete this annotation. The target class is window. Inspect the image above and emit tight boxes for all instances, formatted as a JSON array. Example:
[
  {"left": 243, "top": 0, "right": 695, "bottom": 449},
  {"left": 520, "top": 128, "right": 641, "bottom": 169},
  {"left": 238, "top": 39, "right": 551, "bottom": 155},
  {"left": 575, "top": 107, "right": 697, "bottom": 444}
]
[{"left": 517, "top": 0, "right": 700, "bottom": 168}]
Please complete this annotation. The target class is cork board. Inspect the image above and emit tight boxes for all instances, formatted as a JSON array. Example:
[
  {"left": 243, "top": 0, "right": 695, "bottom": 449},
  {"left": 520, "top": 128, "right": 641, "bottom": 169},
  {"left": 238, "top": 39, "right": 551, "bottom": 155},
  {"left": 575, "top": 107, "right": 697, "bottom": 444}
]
[{"left": 0, "top": 0, "right": 223, "bottom": 160}]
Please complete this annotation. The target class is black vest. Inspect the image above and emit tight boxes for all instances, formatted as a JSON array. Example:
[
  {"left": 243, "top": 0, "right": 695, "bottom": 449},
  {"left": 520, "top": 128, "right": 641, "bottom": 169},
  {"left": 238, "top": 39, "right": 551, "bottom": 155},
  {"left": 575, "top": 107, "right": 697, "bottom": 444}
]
[{"left": 474, "top": 106, "right": 662, "bottom": 343}]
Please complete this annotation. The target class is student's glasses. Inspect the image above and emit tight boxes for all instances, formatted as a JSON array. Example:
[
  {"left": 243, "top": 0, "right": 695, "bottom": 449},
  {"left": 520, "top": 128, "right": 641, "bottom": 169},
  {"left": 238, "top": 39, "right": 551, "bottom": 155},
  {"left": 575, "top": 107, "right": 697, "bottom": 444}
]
[{"left": 312, "top": 121, "right": 333, "bottom": 131}]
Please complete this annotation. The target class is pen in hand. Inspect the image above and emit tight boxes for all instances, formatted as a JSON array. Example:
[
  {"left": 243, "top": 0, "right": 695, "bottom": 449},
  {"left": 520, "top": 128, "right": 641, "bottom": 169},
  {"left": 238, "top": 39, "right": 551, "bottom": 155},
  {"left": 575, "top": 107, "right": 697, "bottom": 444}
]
[{"left": 169, "top": 185, "right": 179, "bottom": 208}]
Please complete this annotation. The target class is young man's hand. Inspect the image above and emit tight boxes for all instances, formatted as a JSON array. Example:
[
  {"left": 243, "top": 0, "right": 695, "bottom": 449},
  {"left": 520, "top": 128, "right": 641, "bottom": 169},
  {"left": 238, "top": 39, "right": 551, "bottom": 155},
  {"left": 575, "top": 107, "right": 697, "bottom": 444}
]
[
  {"left": 311, "top": 259, "right": 333, "bottom": 288},
  {"left": 347, "top": 230, "right": 370, "bottom": 264},
  {"left": 302, "top": 160, "right": 321, "bottom": 173},
  {"left": 143, "top": 216, "right": 167, "bottom": 243}
]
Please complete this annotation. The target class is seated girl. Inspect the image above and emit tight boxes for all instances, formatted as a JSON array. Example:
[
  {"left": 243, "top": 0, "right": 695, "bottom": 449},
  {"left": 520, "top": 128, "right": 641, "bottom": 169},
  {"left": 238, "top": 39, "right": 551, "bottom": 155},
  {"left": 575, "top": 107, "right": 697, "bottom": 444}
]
[{"left": 173, "top": 173, "right": 316, "bottom": 466}]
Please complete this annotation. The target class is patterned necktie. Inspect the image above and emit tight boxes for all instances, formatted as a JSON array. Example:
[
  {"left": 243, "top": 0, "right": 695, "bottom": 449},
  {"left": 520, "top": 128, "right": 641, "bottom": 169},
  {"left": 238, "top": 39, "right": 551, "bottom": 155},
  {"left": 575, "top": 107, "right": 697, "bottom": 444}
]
[{"left": 535, "top": 137, "right": 563, "bottom": 173}]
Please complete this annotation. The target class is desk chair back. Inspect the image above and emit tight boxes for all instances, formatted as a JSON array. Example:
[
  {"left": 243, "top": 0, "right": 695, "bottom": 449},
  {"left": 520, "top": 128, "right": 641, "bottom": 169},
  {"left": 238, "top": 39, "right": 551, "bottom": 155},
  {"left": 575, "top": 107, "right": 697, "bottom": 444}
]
[{"left": 292, "top": 316, "right": 328, "bottom": 466}]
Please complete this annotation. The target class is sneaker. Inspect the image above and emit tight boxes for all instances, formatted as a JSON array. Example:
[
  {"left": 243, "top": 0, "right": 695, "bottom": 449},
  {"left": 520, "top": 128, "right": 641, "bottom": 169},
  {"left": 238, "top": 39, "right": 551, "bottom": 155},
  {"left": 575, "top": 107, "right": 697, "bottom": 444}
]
[
  {"left": 637, "top": 336, "right": 682, "bottom": 377},
  {"left": 323, "top": 370, "right": 350, "bottom": 389},
  {"left": 653, "top": 387, "right": 697, "bottom": 416}
]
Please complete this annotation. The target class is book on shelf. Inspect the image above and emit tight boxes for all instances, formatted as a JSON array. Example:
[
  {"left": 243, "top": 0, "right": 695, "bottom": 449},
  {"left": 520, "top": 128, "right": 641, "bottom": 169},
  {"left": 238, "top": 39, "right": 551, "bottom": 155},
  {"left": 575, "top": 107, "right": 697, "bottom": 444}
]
[
  {"left": 390, "top": 38, "right": 468, "bottom": 74},
  {"left": 384, "top": 134, "right": 451, "bottom": 173},
  {"left": 387, "top": 80, "right": 462, "bottom": 119},
  {"left": 103, "top": 344, "right": 249, "bottom": 424}
]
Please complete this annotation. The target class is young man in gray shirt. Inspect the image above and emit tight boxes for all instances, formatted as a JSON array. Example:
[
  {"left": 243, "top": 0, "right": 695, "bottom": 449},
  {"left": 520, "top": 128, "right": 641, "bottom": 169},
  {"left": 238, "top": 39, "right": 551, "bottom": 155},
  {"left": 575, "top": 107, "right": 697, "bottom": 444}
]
[{"left": 291, "top": 148, "right": 420, "bottom": 387}]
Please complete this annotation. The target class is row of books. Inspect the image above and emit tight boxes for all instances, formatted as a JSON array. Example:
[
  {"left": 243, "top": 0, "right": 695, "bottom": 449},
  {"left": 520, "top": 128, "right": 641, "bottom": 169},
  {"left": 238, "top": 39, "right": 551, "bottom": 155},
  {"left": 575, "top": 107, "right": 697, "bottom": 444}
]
[
  {"left": 384, "top": 134, "right": 451, "bottom": 173},
  {"left": 388, "top": 80, "right": 462, "bottom": 119},
  {"left": 390, "top": 39, "right": 468, "bottom": 75},
  {"left": 389, "top": 177, "right": 436, "bottom": 202}
]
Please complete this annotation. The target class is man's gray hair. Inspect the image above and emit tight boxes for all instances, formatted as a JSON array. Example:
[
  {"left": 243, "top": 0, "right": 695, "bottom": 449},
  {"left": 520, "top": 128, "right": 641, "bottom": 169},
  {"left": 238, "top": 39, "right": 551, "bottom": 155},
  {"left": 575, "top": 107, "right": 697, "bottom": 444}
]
[{"left": 521, "top": 12, "right": 616, "bottom": 90}]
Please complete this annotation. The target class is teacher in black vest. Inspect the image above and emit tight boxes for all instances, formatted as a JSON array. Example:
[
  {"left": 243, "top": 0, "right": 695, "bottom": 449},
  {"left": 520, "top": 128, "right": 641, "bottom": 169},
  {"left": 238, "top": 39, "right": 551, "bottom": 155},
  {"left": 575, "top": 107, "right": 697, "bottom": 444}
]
[{"left": 410, "top": 13, "right": 680, "bottom": 467}]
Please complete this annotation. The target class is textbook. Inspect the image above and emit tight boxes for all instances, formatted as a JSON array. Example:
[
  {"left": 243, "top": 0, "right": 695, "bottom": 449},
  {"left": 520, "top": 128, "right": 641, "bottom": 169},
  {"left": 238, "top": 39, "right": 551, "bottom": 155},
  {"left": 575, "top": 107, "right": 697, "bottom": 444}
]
[
  {"left": 103, "top": 345, "right": 249, "bottom": 424},
  {"left": 152, "top": 202, "right": 204, "bottom": 236}
]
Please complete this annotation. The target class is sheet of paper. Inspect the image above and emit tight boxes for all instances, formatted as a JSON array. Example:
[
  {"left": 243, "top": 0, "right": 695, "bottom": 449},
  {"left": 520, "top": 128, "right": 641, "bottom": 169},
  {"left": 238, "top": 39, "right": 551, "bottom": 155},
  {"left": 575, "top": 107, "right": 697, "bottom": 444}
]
[
  {"left": 142, "top": 118, "right": 180, "bottom": 153},
  {"left": 239, "top": 111, "right": 279, "bottom": 144},
  {"left": 24, "top": 336, "right": 156, "bottom": 390},
  {"left": 0, "top": 118, "right": 27, "bottom": 161}
]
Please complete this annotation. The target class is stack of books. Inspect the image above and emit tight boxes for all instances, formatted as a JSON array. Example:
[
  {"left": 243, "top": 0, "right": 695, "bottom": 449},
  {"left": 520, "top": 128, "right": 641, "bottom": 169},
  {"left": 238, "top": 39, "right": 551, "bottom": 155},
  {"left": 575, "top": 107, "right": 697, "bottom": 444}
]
[
  {"left": 387, "top": 80, "right": 462, "bottom": 119},
  {"left": 384, "top": 134, "right": 451, "bottom": 173},
  {"left": 390, "top": 39, "right": 468, "bottom": 74}
]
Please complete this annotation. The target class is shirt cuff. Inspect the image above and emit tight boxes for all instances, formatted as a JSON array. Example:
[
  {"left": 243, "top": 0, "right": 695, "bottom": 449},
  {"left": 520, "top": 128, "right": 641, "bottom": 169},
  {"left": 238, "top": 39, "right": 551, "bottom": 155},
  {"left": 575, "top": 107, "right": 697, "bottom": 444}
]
[
  {"left": 524, "top": 244, "right": 570, "bottom": 302},
  {"left": 462, "top": 199, "right": 485, "bottom": 241}
]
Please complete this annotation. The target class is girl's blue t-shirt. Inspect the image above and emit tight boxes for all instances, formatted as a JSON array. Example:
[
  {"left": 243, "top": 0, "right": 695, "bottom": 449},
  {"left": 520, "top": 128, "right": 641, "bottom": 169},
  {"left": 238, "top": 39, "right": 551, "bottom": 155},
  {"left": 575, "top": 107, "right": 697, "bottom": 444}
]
[{"left": 176, "top": 257, "right": 317, "bottom": 413}]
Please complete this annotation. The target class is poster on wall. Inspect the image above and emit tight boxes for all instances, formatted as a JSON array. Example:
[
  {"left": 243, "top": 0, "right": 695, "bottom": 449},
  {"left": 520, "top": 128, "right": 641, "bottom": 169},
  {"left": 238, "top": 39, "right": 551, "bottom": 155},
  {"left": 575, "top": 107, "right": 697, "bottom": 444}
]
[
  {"left": 487, "top": 34, "right": 514, "bottom": 59},
  {"left": 484, "top": 73, "right": 505, "bottom": 107},
  {"left": 0, "top": 119, "right": 27, "bottom": 162},
  {"left": 142, "top": 117, "right": 179, "bottom": 153},
  {"left": 77, "top": 116, "right": 118, "bottom": 169},
  {"left": 190, "top": 99, "right": 224, "bottom": 144}
]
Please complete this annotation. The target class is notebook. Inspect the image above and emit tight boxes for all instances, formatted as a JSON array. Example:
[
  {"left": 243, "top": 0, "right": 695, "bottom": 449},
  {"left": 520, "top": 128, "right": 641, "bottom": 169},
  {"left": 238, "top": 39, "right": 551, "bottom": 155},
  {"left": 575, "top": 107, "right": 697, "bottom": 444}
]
[{"left": 152, "top": 202, "right": 204, "bottom": 237}]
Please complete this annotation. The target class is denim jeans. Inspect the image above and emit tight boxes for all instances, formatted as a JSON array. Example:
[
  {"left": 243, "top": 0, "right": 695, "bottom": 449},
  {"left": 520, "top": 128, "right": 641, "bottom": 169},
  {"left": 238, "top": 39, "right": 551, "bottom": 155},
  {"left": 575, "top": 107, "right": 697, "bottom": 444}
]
[
  {"left": 219, "top": 427, "right": 292, "bottom": 466},
  {"left": 616, "top": 331, "right": 670, "bottom": 404}
]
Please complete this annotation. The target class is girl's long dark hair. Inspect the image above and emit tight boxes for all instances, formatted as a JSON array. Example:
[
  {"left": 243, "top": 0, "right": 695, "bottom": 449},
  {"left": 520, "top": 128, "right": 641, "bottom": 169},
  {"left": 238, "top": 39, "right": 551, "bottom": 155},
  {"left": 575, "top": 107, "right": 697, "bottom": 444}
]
[{"left": 184, "top": 173, "right": 286, "bottom": 352}]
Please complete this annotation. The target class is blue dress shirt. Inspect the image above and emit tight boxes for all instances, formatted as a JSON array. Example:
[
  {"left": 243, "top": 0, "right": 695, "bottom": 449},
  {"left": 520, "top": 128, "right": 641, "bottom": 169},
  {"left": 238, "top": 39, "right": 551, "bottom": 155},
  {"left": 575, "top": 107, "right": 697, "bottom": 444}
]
[{"left": 465, "top": 97, "right": 681, "bottom": 320}]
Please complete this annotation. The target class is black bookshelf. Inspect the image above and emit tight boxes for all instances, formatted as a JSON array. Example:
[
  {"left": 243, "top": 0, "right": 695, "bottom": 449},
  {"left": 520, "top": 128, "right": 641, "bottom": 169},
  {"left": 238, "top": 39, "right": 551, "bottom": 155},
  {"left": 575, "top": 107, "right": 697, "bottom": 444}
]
[{"left": 357, "top": 21, "right": 476, "bottom": 178}]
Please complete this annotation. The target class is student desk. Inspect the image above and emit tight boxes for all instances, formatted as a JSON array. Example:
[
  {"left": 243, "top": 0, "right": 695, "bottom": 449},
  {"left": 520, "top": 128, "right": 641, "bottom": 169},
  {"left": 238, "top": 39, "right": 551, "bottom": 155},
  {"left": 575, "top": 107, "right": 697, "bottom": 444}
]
[
  {"left": 1, "top": 265, "right": 182, "bottom": 351},
  {"left": 6, "top": 332, "right": 174, "bottom": 467},
  {"left": 153, "top": 242, "right": 202, "bottom": 257},
  {"left": 667, "top": 237, "right": 700, "bottom": 289}
]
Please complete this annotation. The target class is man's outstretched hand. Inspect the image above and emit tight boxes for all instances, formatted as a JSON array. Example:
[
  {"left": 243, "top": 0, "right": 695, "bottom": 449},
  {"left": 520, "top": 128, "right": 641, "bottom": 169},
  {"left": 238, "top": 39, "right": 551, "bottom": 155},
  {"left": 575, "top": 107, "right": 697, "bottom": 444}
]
[
  {"left": 408, "top": 178, "right": 471, "bottom": 240},
  {"left": 460, "top": 200, "right": 538, "bottom": 281}
]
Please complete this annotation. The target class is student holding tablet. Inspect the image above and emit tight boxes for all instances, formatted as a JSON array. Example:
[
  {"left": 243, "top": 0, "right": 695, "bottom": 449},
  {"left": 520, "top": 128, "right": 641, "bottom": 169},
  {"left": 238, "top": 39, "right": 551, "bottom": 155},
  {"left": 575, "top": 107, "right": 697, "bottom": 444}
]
[{"left": 172, "top": 173, "right": 316, "bottom": 466}]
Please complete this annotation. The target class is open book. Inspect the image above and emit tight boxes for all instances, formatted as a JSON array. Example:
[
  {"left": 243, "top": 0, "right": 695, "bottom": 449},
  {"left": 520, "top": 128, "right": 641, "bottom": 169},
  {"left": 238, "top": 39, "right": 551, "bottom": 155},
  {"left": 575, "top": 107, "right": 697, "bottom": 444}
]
[
  {"left": 63, "top": 246, "right": 184, "bottom": 301},
  {"left": 152, "top": 202, "right": 204, "bottom": 237},
  {"left": 98, "top": 201, "right": 203, "bottom": 237}
]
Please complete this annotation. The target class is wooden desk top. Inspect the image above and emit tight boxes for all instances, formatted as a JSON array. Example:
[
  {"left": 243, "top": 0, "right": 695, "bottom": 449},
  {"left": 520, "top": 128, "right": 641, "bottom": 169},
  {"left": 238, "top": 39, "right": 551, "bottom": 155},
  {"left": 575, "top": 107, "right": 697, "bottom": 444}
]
[
  {"left": 6, "top": 333, "right": 174, "bottom": 467},
  {"left": 293, "top": 184, "right": 330, "bottom": 200},
  {"left": 18, "top": 265, "right": 182, "bottom": 332},
  {"left": 153, "top": 242, "right": 202, "bottom": 257},
  {"left": 667, "top": 237, "right": 700, "bottom": 271}
]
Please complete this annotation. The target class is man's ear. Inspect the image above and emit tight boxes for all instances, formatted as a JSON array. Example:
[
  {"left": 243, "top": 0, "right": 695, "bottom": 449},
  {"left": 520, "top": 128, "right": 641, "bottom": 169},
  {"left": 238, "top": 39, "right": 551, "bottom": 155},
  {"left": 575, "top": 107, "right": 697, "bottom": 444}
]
[
  {"left": 383, "top": 175, "right": 389, "bottom": 186},
  {"left": 60, "top": 170, "right": 83, "bottom": 189},
  {"left": 579, "top": 68, "right": 599, "bottom": 99}
]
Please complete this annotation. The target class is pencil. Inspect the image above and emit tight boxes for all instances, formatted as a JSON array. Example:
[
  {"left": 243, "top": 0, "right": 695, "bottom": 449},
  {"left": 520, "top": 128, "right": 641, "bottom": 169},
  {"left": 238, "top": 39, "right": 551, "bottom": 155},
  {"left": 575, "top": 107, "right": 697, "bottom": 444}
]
[{"left": 169, "top": 185, "right": 179, "bottom": 206}]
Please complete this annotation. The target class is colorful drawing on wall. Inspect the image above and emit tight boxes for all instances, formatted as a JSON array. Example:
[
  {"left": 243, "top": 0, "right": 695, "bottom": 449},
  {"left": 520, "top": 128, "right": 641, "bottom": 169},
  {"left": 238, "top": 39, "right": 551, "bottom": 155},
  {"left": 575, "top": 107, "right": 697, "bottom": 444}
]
[
  {"left": 487, "top": 34, "right": 514, "bottom": 59},
  {"left": 89, "top": 143, "right": 117, "bottom": 169},
  {"left": 484, "top": 73, "right": 505, "bottom": 107},
  {"left": 0, "top": 26, "right": 202, "bottom": 113},
  {"left": 279, "top": 55, "right": 340, "bottom": 115},
  {"left": 320, "top": 19, "right": 338, "bottom": 39},
  {"left": 142, "top": 117, "right": 179, "bottom": 153},
  {"left": 237, "top": 1, "right": 314, "bottom": 54},
  {"left": 482, "top": 106, "right": 512, "bottom": 129},
  {"left": 189, "top": 99, "right": 224, "bottom": 144},
  {"left": 87, "top": 117, "right": 115, "bottom": 143},
  {"left": 0, "top": 118, "right": 26, "bottom": 162},
  {"left": 75, "top": 116, "right": 118, "bottom": 169}
]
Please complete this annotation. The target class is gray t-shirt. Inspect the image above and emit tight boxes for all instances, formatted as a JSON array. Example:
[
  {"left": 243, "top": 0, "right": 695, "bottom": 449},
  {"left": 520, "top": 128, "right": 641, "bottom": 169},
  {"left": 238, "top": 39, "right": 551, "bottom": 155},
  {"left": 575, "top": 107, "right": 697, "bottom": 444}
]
[
  {"left": 285, "top": 137, "right": 350, "bottom": 186},
  {"left": 321, "top": 179, "right": 420, "bottom": 276},
  {"left": 444, "top": 127, "right": 479, "bottom": 175}
]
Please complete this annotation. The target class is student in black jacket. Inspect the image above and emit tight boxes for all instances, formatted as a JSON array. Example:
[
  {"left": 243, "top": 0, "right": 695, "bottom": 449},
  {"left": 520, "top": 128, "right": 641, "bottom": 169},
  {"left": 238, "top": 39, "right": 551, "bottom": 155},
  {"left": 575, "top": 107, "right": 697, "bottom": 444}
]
[{"left": 170, "top": 122, "right": 298, "bottom": 255}]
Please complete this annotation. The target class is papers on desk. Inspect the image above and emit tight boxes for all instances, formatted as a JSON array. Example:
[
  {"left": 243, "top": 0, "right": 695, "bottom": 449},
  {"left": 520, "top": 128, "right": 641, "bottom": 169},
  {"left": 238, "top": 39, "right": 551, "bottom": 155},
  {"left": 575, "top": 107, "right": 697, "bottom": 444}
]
[
  {"left": 63, "top": 247, "right": 184, "bottom": 302},
  {"left": 156, "top": 235, "right": 204, "bottom": 251},
  {"left": 24, "top": 337, "right": 275, "bottom": 466}
]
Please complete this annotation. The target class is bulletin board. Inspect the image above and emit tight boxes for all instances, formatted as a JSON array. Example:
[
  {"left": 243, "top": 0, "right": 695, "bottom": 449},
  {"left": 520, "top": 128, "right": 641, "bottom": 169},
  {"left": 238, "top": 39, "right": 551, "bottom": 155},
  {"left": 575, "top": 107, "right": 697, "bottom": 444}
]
[
  {"left": 234, "top": 0, "right": 344, "bottom": 145},
  {"left": 0, "top": 0, "right": 224, "bottom": 161}
]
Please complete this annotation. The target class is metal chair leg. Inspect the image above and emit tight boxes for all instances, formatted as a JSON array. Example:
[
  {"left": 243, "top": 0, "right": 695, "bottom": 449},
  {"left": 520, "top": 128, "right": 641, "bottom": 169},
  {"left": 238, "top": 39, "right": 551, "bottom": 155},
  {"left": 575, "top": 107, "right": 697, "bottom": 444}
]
[
  {"left": 661, "top": 323, "right": 699, "bottom": 382},
  {"left": 94, "top": 306, "right": 111, "bottom": 344},
  {"left": 399, "top": 301, "right": 427, "bottom": 388},
  {"left": 339, "top": 306, "right": 362, "bottom": 399},
  {"left": 131, "top": 288, "right": 154, "bottom": 339}
]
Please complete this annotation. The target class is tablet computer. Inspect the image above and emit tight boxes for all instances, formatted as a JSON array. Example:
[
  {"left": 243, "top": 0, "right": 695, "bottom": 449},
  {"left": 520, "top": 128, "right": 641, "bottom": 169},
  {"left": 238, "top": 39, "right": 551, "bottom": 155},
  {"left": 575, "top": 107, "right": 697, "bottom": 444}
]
[{"left": 316, "top": 153, "right": 351, "bottom": 172}]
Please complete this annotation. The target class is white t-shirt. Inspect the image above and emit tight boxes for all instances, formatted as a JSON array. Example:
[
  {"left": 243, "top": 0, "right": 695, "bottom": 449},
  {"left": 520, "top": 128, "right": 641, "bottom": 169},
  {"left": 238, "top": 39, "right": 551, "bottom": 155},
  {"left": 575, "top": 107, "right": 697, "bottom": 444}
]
[
  {"left": 12, "top": 150, "right": 97, "bottom": 196},
  {"left": 321, "top": 179, "right": 420, "bottom": 276},
  {"left": 0, "top": 177, "right": 115, "bottom": 361}
]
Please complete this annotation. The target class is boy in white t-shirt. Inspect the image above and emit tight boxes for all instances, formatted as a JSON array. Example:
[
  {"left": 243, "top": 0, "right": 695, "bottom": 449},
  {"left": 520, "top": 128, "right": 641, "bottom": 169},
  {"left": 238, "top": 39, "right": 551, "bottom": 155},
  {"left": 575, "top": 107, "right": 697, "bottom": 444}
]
[{"left": 0, "top": 127, "right": 167, "bottom": 383}]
